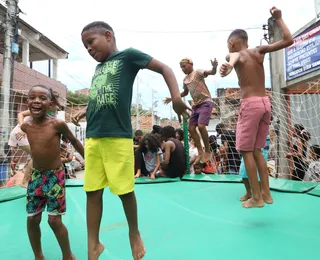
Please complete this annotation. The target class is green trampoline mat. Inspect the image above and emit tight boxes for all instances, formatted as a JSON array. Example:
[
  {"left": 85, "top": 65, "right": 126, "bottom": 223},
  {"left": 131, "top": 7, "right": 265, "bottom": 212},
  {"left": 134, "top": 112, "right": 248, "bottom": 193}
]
[
  {"left": 135, "top": 177, "right": 180, "bottom": 184},
  {"left": 1, "top": 182, "right": 320, "bottom": 260},
  {"left": 65, "top": 177, "right": 181, "bottom": 187},
  {"left": 182, "top": 173, "right": 242, "bottom": 182},
  {"left": 269, "top": 178, "right": 318, "bottom": 193},
  {"left": 0, "top": 186, "right": 26, "bottom": 202},
  {"left": 307, "top": 184, "right": 320, "bottom": 197}
]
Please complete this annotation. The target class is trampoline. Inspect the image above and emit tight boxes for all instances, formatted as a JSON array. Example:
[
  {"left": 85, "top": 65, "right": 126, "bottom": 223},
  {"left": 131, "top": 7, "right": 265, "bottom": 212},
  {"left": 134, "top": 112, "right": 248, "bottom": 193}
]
[{"left": 0, "top": 177, "right": 320, "bottom": 260}]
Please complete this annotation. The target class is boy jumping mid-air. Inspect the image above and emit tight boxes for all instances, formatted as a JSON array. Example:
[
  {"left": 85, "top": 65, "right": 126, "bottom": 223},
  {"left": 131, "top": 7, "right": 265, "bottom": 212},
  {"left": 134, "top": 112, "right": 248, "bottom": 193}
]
[
  {"left": 219, "top": 7, "right": 293, "bottom": 208},
  {"left": 21, "top": 85, "right": 84, "bottom": 260},
  {"left": 164, "top": 57, "right": 218, "bottom": 164},
  {"left": 72, "top": 21, "right": 190, "bottom": 260}
]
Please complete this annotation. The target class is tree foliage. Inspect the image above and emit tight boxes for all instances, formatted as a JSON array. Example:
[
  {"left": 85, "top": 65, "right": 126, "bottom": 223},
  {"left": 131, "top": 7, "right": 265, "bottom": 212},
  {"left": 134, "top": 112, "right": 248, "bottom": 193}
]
[{"left": 67, "top": 91, "right": 88, "bottom": 105}]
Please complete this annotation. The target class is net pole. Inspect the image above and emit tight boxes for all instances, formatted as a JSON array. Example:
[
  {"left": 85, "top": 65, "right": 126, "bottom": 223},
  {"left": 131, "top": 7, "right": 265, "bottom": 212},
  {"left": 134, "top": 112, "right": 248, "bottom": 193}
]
[{"left": 183, "top": 118, "right": 190, "bottom": 175}]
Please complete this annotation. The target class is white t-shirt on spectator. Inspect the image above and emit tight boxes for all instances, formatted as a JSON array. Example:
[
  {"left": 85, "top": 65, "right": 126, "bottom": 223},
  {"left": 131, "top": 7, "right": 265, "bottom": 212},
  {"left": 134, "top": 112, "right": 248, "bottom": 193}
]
[{"left": 143, "top": 148, "right": 163, "bottom": 173}]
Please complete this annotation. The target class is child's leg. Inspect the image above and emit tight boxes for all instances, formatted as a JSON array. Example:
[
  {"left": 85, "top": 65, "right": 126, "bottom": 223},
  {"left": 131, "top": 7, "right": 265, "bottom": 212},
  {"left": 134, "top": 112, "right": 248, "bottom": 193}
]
[
  {"left": 188, "top": 124, "right": 203, "bottom": 158},
  {"left": 241, "top": 151, "right": 264, "bottom": 208},
  {"left": 48, "top": 215, "right": 75, "bottom": 260},
  {"left": 21, "top": 158, "right": 32, "bottom": 188},
  {"left": 106, "top": 138, "right": 146, "bottom": 260},
  {"left": 197, "top": 102, "right": 214, "bottom": 163},
  {"left": 254, "top": 149, "right": 273, "bottom": 204},
  {"left": 86, "top": 190, "right": 105, "bottom": 260},
  {"left": 240, "top": 178, "right": 252, "bottom": 201},
  {"left": 198, "top": 124, "right": 211, "bottom": 162},
  {"left": 239, "top": 157, "right": 251, "bottom": 201},
  {"left": 119, "top": 192, "right": 146, "bottom": 260},
  {"left": 27, "top": 213, "right": 44, "bottom": 260}
]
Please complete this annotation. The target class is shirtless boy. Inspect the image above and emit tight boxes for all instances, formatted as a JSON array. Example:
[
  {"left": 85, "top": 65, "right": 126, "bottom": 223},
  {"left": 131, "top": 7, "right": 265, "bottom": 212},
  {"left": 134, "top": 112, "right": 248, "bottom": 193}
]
[
  {"left": 219, "top": 7, "right": 293, "bottom": 208},
  {"left": 21, "top": 85, "right": 84, "bottom": 260}
]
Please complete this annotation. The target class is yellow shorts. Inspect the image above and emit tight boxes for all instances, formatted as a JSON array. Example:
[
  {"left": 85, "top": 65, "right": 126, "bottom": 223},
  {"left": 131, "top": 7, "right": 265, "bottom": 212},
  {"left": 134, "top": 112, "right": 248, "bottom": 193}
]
[{"left": 84, "top": 137, "right": 134, "bottom": 195}]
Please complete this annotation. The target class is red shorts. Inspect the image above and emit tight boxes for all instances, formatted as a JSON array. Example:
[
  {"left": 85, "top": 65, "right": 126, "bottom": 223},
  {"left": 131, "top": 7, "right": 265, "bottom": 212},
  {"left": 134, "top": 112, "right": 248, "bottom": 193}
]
[{"left": 236, "top": 96, "right": 271, "bottom": 152}]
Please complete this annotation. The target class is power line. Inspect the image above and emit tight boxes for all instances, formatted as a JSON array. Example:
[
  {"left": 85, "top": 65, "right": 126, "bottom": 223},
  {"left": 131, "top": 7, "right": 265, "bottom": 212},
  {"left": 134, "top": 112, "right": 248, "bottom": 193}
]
[{"left": 116, "top": 27, "right": 262, "bottom": 34}]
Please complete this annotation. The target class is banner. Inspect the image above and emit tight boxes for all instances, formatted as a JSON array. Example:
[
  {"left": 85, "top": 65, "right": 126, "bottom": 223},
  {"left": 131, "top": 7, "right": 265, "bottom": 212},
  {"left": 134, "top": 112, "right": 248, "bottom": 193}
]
[
  {"left": 315, "top": 0, "right": 320, "bottom": 20},
  {"left": 285, "top": 24, "right": 320, "bottom": 81}
]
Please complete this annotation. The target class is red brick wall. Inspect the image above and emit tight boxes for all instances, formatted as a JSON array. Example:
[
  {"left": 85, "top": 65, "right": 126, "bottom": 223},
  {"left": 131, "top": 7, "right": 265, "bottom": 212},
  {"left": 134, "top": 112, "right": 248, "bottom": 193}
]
[{"left": 0, "top": 53, "right": 67, "bottom": 106}]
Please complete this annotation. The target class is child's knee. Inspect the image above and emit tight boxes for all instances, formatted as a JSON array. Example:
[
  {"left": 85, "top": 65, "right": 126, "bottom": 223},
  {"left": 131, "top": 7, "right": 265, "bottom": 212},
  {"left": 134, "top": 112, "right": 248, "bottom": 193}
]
[
  {"left": 253, "top": 148, "right": 262, "bottom": 158},
  {"left": 48, "top": 215, "right": 62, "bottom": 229},
  {"left": 27, "top": 213, "right": 42, "bottom": 225}
]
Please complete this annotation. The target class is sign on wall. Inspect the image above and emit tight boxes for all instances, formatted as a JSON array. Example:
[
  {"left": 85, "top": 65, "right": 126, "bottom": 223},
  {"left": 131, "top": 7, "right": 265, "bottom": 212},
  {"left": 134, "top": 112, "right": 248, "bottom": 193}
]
[
  {"left": 285, "top": 24, "right": 320, "bottom": 81},
  {"left": 315, "top": 0, "right": 320, "bottom": 20}
]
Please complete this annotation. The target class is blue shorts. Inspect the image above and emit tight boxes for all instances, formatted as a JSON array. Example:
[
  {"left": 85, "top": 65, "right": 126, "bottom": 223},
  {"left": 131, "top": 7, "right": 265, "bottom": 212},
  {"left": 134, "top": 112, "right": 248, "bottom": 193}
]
[{"left": 239, "top": 149, "right": 269, "bottom": 180}]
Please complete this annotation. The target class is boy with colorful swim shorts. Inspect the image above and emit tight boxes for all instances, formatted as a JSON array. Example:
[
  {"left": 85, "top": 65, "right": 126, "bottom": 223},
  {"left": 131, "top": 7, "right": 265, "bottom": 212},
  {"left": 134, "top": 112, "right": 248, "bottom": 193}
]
[
  {"left": 72, "top": 21, "right": 190, "bottom": 260},
  {"left": 219, "top": 7, "right": 293, "bottom": 208},
  {"left": 21, "top": 85, "right": 84, "bottom": 260}
]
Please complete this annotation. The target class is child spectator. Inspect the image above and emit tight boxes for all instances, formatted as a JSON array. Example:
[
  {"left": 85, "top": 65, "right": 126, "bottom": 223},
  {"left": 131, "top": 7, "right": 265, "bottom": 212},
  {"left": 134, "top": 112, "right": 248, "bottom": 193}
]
[
  {"left": 135, "top": 134, "right": 163, "bottom": 179},
  {"left": 303, "top": 145, "right": 320, "bottom": 182},
  {"left": 189, "top": 138, "right": 199, "bottom": 174},
  {"left": 159, "top": 126, "right": 186, "bottom": 178}
]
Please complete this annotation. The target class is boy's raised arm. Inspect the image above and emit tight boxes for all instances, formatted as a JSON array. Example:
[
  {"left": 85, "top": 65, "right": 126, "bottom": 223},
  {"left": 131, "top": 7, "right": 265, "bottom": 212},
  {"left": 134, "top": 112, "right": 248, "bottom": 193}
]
[
  {"left": 219, "top": 53, "right": 240, "bottom": 77},
  {"left": 146, "top": 58, "right": 191, "bottom": 122},
  {"left": 258, "top": 7, "right": 294, "bottom": 54}
]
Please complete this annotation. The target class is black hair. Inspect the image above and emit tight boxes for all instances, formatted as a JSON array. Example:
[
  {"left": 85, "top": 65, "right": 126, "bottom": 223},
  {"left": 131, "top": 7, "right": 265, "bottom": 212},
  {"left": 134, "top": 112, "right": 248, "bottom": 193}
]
[
  {"left": 297, "top": 130, "right": 311, "bottom": 143},
  {"left": 160, "top": 126, "right": 176, "bottom": 139},
  {"left": 82, "top": 21, "right": 114, "bottom": 35},
  {"left": 135, "top": 130, "right": 143, "bottom": 137},
  {"left": 139, "top": 134, "right": 161, "bottom": 154},
  {"left": 175, "top": 128, "right": 184, "bottom": 141},
  {"left": 310, "top": 145, "right": 320, "bottom": 159},
  {"left": 294, "top": 124, "right": 304, "bottom": 133},
  {"left": 216, "top": 123, "right": 226, "bottom": 134},
  {"left": 29, "top": 85, "right": 52, "bottom": 99},
  {"left": 228, "top": 29, "right": 248, "bottom": 42},
  {"left": 151, "top": 125, "right": 162, "bottom": 134}
]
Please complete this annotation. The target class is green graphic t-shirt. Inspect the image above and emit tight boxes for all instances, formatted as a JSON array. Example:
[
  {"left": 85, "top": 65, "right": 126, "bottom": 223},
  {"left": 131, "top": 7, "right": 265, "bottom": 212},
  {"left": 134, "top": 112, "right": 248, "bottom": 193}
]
[{"left": 86, "top": 48, "right": 152, "bottom": 138}]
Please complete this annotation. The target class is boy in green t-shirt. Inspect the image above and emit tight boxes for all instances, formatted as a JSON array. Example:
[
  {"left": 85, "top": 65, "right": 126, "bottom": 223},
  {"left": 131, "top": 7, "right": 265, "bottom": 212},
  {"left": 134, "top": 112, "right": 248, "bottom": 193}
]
[{"left": 72, "top": 21, "right": 190, "bottom": 260}]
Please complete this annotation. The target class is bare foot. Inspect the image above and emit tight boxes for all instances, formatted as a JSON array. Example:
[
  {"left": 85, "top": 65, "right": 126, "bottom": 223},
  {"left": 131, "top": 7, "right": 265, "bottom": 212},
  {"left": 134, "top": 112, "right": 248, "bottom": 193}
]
[
  {"left": 35, "top": 255, "right": 45, "bottom": 260},
  {"left": 239, "top": 193, "right": 251, "bottom": 201},
  {"left": 63, "top": 254, "right": 76, "bottom": 260},
  {"left": 262, "top": 194, "right": 273, "bottom": 204},
  {"left": 89, "top": 243, "right": 105, "bottom": 260},
  {"left": 129, "top": 232, "right": 146, "bottom": 260},
  {"left": 201, "top": 152, "right": 211, "bottom": 164},
  {"left": 242, "top": 198, "right": 264, "bottom": 208}
]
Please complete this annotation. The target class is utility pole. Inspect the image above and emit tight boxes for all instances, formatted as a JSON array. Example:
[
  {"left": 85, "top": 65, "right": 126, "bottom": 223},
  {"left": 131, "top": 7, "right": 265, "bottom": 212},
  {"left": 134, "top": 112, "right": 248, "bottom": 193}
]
[
  {"left": 268, "top": 17, "right": 290, "bottom": 178},
  {"left": 0, "top": 0, "right": 19, "bottom": 157},
  {"left": 151, "top": 88, "right": 154, "bottom": 127},
  {"left": 135, "top": 76, "right": 140, "bottom": 130}
]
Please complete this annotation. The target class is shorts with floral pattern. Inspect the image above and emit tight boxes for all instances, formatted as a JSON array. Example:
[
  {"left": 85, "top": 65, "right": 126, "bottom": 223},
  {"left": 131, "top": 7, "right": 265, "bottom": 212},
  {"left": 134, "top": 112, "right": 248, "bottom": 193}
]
[{"left": 26, "top": 166, "right": 66, "bottom": 216}]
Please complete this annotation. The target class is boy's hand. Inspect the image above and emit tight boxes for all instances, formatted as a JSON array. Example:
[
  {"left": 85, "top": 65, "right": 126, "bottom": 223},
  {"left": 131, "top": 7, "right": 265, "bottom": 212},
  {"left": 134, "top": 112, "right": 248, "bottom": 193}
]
[
  {"left": 219, "top": 63, "right": 233, "bottom": 77},
  {"left": 71, "top": 108, "right": 87, "bottom": 126},
  {"left": 270, "top": 6, "right": 282, "bottom": 20},
  {"left": 163, "top": 97, "right": 172, "bottom": 104},
  {"left": 211, "top": 58, "right": 218, "bottom": 68},
  {"left": 172, "top": 98, "right": 191, "bottom": 122}
]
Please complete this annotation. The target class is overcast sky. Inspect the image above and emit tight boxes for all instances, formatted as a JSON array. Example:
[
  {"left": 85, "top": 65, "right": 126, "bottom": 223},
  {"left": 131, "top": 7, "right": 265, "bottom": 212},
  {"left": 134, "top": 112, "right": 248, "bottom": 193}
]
[{"left": 18, "top": 0, "right": 316, "bottom": 118}]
